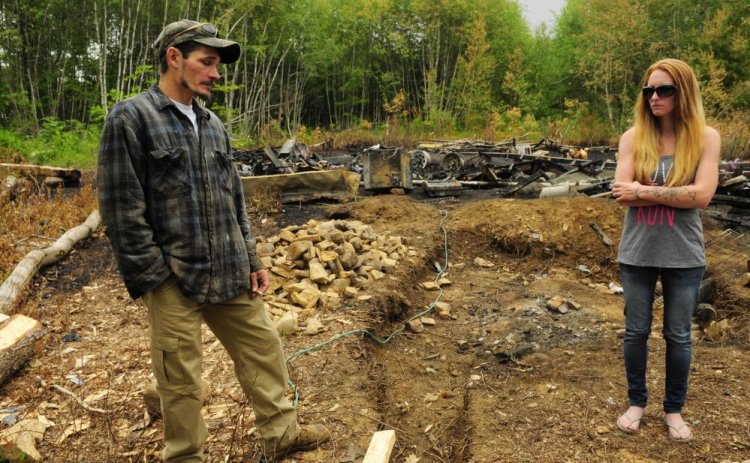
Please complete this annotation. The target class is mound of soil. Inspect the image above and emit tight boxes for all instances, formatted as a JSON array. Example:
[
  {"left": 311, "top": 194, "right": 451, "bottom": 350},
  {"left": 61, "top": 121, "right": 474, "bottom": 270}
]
[{"left": 447, "top": 196, "right": 623, "bottom": 280}]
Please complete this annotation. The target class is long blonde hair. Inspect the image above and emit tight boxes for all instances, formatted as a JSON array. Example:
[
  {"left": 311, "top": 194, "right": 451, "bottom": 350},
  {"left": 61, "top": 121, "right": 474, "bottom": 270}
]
[{"left": 632, "top": 58, "right": 705, "bottom": 187}]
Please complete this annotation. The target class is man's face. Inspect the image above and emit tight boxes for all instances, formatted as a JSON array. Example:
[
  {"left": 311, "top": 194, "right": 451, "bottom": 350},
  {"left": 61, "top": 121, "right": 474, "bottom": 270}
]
[{"left": 176, "top": 45, "right": 221, "bottom": 99}]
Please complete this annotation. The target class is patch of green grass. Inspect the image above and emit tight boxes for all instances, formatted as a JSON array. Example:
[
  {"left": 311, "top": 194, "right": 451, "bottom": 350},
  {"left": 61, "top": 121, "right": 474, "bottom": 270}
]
[{"left": 0, "top": 118, "right": 101, "bottom": 168}]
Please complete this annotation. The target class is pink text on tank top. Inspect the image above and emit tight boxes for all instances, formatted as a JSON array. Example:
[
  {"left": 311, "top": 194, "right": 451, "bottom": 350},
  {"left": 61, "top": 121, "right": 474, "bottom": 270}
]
[{"left": 636, "top": 205, "right": 676, "bottom": 227}]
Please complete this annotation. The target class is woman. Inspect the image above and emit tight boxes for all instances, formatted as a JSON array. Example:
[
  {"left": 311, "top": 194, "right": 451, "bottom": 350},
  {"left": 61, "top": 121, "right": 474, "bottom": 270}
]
[{"left": 611, "top": 58, "right": 721, "bottom": 442}]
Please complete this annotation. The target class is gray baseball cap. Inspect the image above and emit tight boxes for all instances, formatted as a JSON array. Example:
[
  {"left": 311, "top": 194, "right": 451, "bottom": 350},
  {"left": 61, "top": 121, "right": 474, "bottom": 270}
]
[{"left": 153, "top": 20, "right": 240, "bottom": 64}]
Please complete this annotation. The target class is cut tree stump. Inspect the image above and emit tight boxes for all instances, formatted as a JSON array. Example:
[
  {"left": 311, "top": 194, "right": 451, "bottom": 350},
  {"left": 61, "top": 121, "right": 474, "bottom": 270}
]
[
  {"left": 0, "top": 210, "right": 101, "bottom": 314},
  {"left": 362, "top": 429, "right": 396, "bottom": 463},
  {"left": 0, "top": 314, "right": 44, "bottom": 384}
]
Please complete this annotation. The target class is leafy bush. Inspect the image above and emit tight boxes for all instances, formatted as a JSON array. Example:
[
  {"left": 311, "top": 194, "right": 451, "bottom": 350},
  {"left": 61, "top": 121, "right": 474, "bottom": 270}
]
[
  {"left": 712, "top": 111, "right": 750, "bottom": 160},
  {"left": 0, "top": 119, "right": 101, "bottom": 168}
]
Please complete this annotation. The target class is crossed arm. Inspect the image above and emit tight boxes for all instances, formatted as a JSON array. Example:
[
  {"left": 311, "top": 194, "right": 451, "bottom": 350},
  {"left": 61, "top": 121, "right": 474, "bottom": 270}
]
[{"left": 611, "top": 127, "right": 721, "bottom": 209}]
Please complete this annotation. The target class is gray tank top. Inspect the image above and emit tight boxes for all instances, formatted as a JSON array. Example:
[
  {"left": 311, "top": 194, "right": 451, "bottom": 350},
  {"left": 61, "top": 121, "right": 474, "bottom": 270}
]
[{"left": 617, "top": 155, "right": 705, "bottom": 267}]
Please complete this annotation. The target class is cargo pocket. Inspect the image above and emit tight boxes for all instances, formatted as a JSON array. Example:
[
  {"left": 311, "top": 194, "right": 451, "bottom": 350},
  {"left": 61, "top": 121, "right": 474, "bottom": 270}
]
[{"left": 150, "top": 334, "right": 184, "bottom": 385}]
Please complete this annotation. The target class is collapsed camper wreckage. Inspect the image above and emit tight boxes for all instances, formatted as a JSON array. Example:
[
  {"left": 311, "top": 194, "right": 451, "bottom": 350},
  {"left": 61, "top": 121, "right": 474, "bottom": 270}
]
[{"left": 231, "top": 138, "right": 750, "bottom": 226}]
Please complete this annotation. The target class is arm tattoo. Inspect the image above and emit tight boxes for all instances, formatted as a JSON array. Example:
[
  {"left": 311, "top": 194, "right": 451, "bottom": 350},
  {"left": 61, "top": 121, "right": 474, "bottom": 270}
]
[{"left": 639, "top": 186, "right": 697, "bottom": 202}]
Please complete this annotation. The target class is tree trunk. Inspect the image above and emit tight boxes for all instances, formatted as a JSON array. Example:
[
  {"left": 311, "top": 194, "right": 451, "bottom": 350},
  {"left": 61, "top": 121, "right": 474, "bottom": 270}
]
[{"left": 94, "top": 1, "right": 108, "bottom": 113}]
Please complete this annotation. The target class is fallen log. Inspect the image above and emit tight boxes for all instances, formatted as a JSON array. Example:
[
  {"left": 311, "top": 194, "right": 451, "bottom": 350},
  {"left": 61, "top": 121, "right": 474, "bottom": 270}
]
[
  {"left": 0, "top": 210, "right": 101, "bottom": 314},
  {"left": 0, "top": 314, "right": 44, "bottom": 384},
  {"left": 0, "top": 163, "right": 81, "bottom": 185}
]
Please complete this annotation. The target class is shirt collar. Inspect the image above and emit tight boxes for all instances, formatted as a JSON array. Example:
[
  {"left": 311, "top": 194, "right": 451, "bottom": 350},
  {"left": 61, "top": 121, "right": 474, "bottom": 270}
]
[{"left": 148, "top": 84, "right": 211, "bottom": 120}]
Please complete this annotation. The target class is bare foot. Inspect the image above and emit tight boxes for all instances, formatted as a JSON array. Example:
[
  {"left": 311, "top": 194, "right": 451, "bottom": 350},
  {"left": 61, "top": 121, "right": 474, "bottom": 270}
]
[
  {"left": 664, "top": 413, "right": 693, "bottom": 442},
  {"left": 616, "top": 406, "right": 644, "bottom": 434}
]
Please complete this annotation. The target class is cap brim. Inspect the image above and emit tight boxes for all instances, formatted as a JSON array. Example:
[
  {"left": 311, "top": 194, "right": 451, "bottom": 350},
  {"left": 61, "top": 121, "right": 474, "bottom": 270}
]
[{"left": 194, "top": 37, "right": 241, "bottom": 64}]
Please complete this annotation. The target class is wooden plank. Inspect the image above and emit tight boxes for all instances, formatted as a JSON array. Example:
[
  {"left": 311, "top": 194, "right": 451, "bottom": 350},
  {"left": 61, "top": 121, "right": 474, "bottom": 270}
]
[
  {"left": 362, "top": 429, "right": 396, "bottom": 463},
  {"left": 263, "top": 146, "right": 293, "bottom": 173},
  {"left": 711, "top": 194, "right": 750, "bottom": 207}
]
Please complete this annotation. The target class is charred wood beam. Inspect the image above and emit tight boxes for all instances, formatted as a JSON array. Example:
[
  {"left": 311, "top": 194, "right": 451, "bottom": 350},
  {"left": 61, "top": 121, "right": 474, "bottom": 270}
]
[
  {"left": 711, "top": 194, "right": 750, "bottom": 208},
  {"left": 499, "top": 171, "right": 547, "bottom": 197}
]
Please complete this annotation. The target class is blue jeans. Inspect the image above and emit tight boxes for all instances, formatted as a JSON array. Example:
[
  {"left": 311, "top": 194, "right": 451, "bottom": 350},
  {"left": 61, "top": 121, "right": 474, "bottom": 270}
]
[{"left": 619, "top": 263, "right": 704, "bottom": 413}]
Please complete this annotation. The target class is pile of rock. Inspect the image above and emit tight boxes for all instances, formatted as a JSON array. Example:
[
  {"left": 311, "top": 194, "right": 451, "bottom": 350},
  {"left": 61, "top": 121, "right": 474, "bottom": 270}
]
[{"left": 255, "top": 219, "right": 416, "bottom": 332}]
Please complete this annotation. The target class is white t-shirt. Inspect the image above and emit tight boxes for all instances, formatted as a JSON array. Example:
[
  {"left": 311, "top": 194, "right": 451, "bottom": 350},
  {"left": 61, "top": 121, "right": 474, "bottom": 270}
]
[{"left": 171, "top": 99, "right": 199, "bottom": 139}]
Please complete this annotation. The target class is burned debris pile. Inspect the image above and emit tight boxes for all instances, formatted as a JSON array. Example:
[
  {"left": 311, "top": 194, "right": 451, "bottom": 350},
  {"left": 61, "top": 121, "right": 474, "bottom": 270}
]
[
  {"left": 409, "top": 138, "right": 615, "bottom": 178},
  {"left": 232, "top": 140, "right": 360, "bottom": 203},
  {"left": 712, "top": 159, "right": 750, "bottom": 226},
  {"left": 232, "top": 139, "right": 354, "bottom": 176},
  {"left": 231, "top": 138, "right": 750, "bottom": 225},
  {"left": 406, "top": 139, "right": 617, "bottom": 198}
]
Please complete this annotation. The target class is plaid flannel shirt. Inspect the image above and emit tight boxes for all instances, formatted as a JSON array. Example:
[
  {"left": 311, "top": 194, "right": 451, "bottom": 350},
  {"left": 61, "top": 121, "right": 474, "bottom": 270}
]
[{"left": 97, "top": 85, "right": 263, "bottom": 302}]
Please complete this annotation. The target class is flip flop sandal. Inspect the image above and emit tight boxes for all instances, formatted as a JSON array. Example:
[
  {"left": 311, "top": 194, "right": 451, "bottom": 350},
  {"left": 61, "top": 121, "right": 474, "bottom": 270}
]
[
  {"left": 616, "top": 413, "right": 642, "bottom": 434},
  {"left": 664, "top": 417, "right": 694, "bottom": 443}
]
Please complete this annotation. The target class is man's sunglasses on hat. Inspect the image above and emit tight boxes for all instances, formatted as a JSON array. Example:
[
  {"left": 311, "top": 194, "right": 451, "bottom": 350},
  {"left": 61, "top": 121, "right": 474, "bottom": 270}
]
[{"left": 166, "top": 23, "right": 218, "bottom": 49}]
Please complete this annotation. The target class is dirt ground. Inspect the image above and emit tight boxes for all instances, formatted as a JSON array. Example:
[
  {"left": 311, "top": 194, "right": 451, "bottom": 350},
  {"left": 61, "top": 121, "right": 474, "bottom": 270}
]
[{"left": 2, "top": 190, "right": 750, "bottom": 463}]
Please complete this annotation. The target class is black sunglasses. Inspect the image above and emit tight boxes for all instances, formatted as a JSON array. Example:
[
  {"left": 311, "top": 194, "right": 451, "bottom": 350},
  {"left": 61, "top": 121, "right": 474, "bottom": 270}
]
[{"left": 642, "top": 84, "right": 677, "bottom": 99}]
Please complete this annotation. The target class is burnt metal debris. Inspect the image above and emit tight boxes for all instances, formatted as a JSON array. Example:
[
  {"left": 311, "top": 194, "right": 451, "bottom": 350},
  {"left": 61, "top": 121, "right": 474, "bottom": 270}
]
[
  {"left": 231, "top": 138, "right": 750, "bottom": 226},
  {"left": 711, "top": 158, "right": 750, "bottom": 226},
  {"left": 407, "top": 138, "right": 618, "bottom": 198},
  {"left": 232, "top": 140, "right": 356, "bottom": 176}
]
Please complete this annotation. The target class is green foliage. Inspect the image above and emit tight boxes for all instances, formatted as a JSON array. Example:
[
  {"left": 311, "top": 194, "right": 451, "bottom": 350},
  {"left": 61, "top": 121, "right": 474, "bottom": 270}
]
[
  {"left": 0, "top": 118, "right": 100, "bottom": 168},
  {"left": 550, "top": 99, "right": 613, "bottom": 146},
  {"left": 88, "top": 105, "right": 108, "bottom": 125},
  {"left": 258, "top": 119, "right": 287, "bottom": 147},
  {"left": 0, "top": 0, "right": 747, "bottom": 159},
  {"left": 229, "top": 135, "right": 257, "bottom": 151},
  {"left": 486, "top": 107, "right": 541, "bottom": 141},
  {"left": 0, "top": 130, "right": 30, "bottom": 163},
  {"left": 453, "top": 16, "right": 496, "bottom": 130},
  {"left": 712, "top": 112, "right": 750, "bottom": 160}
]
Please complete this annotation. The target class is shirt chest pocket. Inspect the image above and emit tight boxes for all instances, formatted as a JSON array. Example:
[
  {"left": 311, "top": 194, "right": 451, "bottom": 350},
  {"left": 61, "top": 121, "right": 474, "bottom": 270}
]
[
  {"left": 148, "top": 147, "right": 191, "bottom": 197},
  {"left": 215, "top": 150, "right": 235, "bottom": 193}
]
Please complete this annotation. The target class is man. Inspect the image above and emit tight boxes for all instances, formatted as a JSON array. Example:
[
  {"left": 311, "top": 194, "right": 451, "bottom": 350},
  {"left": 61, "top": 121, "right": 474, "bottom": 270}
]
[{"left": 97, "top": 19, "right": 330, "bottom": 462}]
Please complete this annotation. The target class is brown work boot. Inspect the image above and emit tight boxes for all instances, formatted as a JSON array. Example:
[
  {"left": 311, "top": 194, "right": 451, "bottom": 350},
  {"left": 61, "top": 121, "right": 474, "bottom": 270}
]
[{"left": 261, "top": 424, "right": 331, "bottom": 462}]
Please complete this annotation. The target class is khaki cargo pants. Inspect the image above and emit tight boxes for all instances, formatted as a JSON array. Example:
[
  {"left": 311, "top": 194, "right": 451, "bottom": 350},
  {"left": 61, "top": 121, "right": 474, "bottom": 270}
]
[{"left": 142, "top": 277, "right": 299, "bottom": 462}]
